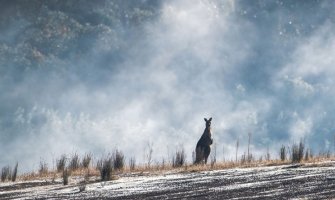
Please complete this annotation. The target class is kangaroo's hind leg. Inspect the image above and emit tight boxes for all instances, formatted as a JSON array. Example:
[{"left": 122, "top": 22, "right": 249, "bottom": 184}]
[{"left": 204, "top": 145, "right": 211, "bottom": 164}]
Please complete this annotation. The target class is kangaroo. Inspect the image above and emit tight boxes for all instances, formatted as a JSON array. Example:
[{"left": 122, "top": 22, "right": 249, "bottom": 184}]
[{"left": 195, "top": 117, "right": 213, "bottom": 164}]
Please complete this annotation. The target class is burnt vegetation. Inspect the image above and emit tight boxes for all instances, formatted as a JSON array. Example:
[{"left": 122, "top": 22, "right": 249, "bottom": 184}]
[
  {"left": 1, "top": 118, "right": 334, "bottom": 186},
  {"left": 1, "top": 163, "right": 18, "bottom": 182},
  {"left": 172, "top": 148, "right": 186, "bottom": 168}
]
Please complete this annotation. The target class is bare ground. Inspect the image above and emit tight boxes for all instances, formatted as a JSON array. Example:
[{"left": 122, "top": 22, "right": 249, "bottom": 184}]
[{"left": 1, "top": 162, "right": 335, "bottom": 199}]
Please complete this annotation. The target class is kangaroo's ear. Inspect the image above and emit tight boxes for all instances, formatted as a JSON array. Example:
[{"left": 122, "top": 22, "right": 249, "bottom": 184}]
[
  {"left": 204, "top": 118, "right": 207, "bottom": 122},
  {"left": 209, "top": 117, "right": 212, "bottom": 121}
]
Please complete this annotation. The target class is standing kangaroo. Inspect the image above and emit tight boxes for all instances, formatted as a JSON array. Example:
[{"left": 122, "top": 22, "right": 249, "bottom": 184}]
[{"left": 195, "top": 117, "right": 213, "bottom": 164}]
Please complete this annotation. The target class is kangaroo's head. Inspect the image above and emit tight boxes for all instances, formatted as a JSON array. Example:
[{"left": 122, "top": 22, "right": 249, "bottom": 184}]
[{"left": 204, "top": 117, "right": 212, "bottom": 129}]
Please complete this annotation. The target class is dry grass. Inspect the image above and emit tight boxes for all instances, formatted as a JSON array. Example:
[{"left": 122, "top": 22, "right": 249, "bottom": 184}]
[
  {"left": 112, "top": 150, "right": 125, "bottom": 171},
  {"left": 1, "top": 166, "right": 12, "bottom": 182},
  {"left": 15, "top": 153, "right": 335, "bottom": 183},
  {"left": 20, "top": 171, "right": 56, "bottom": 181},
  {"left": 18, "top": 167, "right": 99, "bottom": 182},
  {"left": 56, "top": 154, "right": 67, "bottom": 172},
  {"left": 172, "top": 149, "right": 186, "bottom": 168}
]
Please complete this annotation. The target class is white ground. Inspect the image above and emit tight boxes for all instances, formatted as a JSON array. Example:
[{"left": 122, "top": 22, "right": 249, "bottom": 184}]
[{"left": 1, "top": 162, "right": 335, "bottom": 199}]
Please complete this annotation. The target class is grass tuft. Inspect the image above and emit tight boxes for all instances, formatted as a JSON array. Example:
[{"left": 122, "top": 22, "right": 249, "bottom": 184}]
[
  {"left": 97, "top": 157, "right": 113, "bottom": 181},
  {"left": 113, "top": 150, "right": 125, "bottom": 171},
  {"left": 69, "top": 153, "right": 80, "bottom": 171},
  {"left": 81, "top": 153, "right": 92, "bottom": 168},
  {"left": 172, "top": 149, "right": 186, "bottom": 168},
  {"left": 11, "top": 162, "right": 18, "bottom": 182},
  {"left": 1, "top": 166, "right": 11, "bottom": 182},
  {"left": 280, "top": 145, "right": 286, "bottom": 161},
  {"left": 292, "top": 140, "right": 305, "bottom": 163},
  {"left": 56, "top": 154, "right": 67, "bottom": 172}
]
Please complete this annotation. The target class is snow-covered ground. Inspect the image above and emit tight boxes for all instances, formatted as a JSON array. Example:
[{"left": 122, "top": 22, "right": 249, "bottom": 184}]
[{"left": 1, "top": 162, "right": 335, "bottom": 199}]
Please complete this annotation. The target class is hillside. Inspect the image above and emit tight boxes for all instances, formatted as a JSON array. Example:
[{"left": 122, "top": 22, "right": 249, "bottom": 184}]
[{"left": 1, "top": 162, "right": 335, "bottom": 199}]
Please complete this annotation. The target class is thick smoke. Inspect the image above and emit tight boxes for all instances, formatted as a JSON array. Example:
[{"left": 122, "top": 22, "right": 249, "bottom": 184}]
[{"left": 1, "top": 0, "right": 335, "bottom": 172}]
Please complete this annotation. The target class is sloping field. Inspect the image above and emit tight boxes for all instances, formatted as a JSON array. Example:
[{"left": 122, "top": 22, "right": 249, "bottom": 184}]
[{"left": 1, "top": 163, "right": 335, "bottom": 199}]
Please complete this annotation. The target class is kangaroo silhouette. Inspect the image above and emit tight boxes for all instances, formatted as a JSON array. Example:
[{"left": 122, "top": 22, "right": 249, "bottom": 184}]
[{"left": 195, "top": 117, "right": 213, "bottom": 164}]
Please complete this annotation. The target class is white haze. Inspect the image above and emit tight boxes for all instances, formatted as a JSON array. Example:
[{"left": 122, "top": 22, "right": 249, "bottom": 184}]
[{"left": 1, "top": 0, "right": 335, "bottom": 172}]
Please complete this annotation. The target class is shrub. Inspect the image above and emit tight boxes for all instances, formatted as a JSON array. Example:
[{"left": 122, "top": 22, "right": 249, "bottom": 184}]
[
  {"left": 280, "top": 145, "right": 286, "bottom": 161},
  {"left": 113, "top": 150, "right": 125, "bottom": 171},
  {"left": 56, "top": 154, "right": 67, "bottom": 172},
  {"left": 69, "top": 153, "right": 80, "bottom": 171},
  {"left": 292, "top": 140, "right": 304, "bottom": 163},
  {"left": 1, "top": 163, "right": 18, "bottom": 182},
  {"left": 11, "top": 163, "right": 18, "bottom": 182},
  {"left": 172, "top": 148, "right": 186, "bottom": 168},
  {"left": 1, "top": 166, "right": 11, "bottom": 182},
  {"left": 97, "top": 157, "right": 113, "bottom": 181},
  {"left": 81, "top": 153, "right": 92, "bottom": 168}
]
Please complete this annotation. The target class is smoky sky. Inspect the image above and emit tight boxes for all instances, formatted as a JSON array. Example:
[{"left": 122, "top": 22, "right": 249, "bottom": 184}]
[{"left": 1, "top": 0, "right": 335, "bottom": 171}]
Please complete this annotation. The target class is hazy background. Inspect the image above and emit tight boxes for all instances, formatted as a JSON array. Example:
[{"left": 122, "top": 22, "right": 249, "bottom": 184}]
[{"left": 1, "top": 0, "right": 335, "bottom": 172}]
